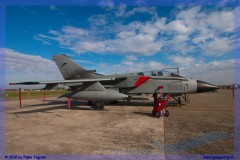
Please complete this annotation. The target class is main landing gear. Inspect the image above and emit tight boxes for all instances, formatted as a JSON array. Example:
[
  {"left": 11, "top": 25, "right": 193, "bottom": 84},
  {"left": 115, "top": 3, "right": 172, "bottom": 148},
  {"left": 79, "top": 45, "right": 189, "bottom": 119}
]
[{"left": 90, "top": 101, "right": 105, "bottom": 110}]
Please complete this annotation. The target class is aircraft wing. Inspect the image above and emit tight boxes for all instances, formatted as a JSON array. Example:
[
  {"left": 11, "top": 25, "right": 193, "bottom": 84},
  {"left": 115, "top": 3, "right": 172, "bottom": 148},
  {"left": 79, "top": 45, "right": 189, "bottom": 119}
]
[{"left": 9, "top": 77, "right": 117, "bottom": 85}]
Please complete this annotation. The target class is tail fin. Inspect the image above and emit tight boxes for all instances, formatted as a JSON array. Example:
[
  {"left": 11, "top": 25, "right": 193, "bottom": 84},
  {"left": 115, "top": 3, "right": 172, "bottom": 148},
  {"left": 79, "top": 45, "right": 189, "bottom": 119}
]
[{"left": 52, "top": 54, "right": 94, "bottom": 80}]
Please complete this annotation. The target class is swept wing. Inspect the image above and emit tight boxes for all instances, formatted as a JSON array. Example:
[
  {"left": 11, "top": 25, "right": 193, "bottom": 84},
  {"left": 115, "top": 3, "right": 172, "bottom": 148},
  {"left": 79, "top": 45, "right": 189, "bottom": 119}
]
[{"left": 9, "top": 77, "right": 117, "bottom": 85}]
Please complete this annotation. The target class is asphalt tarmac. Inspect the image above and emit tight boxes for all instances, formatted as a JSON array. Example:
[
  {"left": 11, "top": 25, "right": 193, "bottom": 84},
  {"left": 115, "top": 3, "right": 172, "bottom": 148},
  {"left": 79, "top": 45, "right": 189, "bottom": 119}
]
[
  {"left": 164, "top": 89, "right": 234, "bottom": 155},
  {"left": 5, "top": 90, "right": 235, "bottom": 156}
]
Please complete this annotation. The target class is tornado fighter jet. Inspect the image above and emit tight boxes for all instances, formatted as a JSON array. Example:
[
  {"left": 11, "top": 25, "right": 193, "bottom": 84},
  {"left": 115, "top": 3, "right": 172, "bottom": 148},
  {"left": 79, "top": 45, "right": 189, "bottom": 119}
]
[{"left": 10, "top": 54, "right": 219, "bottom": 109}]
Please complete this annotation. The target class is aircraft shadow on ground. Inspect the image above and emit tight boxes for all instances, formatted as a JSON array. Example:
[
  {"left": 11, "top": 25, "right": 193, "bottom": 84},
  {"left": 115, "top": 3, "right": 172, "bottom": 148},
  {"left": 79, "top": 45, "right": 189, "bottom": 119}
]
[
  {"left": 116, "top": 101, "right": 153, "bottom": 107},
  {"left": 11, "top": 100, "right": 97, "bottom": 115},
  {"left": 27, "top": 99, "right": 155, "bottom": 108},
  {"left": 167, "top": 102, "right": 186, "bottom": 107},
  {"left": 116, "top": 101, "right": 186, "bottom": 107},
  {"left": 13, "top": 99, "right": 185, "bottom": 116},
  {"left": 132, "top": 111, "right": 153, "bottom": 117},
  {"left": 11, "top": 106, "right": 65, "bottom": 115},
  {"left": 25, "top": 99, "right": 93, "bottom": 108},
  {"left": 11, "top": 100, "right": 155, "bottom": 115},
  {"left": 11, "top": 105, "right": 106, "bottom": 116}
]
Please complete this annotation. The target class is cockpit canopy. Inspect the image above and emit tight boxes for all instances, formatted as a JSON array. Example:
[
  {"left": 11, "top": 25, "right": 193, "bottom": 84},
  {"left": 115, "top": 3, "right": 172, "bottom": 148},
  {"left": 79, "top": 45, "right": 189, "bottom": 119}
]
[
  {"left": 137, "top": 70, "right": 183, "bottom": 78},
  {"left": 138, "top": 70, "right": 163, "bottom": 76}
]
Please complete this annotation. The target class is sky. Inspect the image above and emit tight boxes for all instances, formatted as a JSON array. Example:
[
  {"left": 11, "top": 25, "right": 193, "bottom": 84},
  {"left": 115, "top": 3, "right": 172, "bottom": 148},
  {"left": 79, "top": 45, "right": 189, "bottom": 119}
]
[{"left": 3, "top": 2, "right": 240, "bottom": 89}]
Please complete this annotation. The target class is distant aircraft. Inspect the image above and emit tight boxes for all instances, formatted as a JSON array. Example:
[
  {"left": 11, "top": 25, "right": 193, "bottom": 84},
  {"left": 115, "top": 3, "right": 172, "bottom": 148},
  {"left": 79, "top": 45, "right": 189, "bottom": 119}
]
[{"left": 10, "top": 54, "right": 219, "bottom": 109}]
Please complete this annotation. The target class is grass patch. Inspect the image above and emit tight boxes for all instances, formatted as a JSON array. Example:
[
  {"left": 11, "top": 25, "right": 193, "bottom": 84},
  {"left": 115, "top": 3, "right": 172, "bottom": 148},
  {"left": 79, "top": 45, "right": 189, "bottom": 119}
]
[{"left": 6, "top": 90, "right": 70, "bottom": 99}]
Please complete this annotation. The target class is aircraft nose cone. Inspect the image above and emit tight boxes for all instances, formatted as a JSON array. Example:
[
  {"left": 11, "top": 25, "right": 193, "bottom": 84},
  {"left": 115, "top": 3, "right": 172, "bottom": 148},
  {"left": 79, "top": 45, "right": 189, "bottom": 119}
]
[{"left": 197, "top": 80, "right": 219, "bottom": 93}]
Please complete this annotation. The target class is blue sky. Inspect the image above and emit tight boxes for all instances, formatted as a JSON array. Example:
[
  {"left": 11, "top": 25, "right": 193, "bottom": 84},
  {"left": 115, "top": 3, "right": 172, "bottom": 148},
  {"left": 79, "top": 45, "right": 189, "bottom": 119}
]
[{"left": 3, "top": 3, "right": 240, "bottom": 88}]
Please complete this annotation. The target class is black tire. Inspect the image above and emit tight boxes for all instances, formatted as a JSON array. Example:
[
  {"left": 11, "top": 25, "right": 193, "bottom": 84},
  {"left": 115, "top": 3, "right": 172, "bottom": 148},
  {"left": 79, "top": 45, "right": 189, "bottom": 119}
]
[
  {"left": 87, "top": 101, "right": 93, "bottom": 106},
  {"left": 95, "top": 101, "right": 104, "bottom": 110},
  {"left": 156, "top": 112, "right": 161, "bottom": 118},
  {"left": 178, "top": 97, "right": 182, "bottom": 107},
  {"left": 164, "top": 110, "right": 169, "bottom": 117},
  {"left": 99, "top": 106, "right": 105, "bottom": 110},
  {"left": 91, "top": 105, "right": 97, "bottom": 109},
  {"left": 110, "top": 100, "right": 118, "bottom": 105}
]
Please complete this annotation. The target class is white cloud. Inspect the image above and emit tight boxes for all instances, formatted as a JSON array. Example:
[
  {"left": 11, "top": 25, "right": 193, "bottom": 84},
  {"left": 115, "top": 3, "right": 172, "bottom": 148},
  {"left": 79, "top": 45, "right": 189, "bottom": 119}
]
[
  {"left": 122, "top": 61, "right": 133, "bottom": 66},
  {"left": 62, "top": 26, "right": 88, "bottom": 36},
  {"left": 174, "top": 7, "right": 235, "bottom": 56},
  {"left": 115, "top": 3, "right": 127, "bottom": 17},
  {"left": 5, "top": 49, "right": 58, "bottom": 75},
  {"left": 35, "top": 26, "right": 89, "bottom": 47},
  {"left": 180, "top": 59, "right": 237, "bottom": 85},
  {"left": 33, "top": 36, "right": 52, "bottom": 45},
  {"left": 104, "top": 28, "right": 162, "bottom": 55},
  {"left": 115, "top": 5, "right": 157, "bottom": 18},
  {"left": 72, "top": 41, "right": 106, "bottom": 53},
  {"left": 202, "top": 37, "right": 233, "bottom": 56},
  {"left": 48, "top": 6, "right": 65, "bottom": 15},
  {"left": 125, "top": 55, "right": 138, "bottom": 61},
  {"left": 125, "top": 6, "right": 157, "bottom": 17},
  {"left": 217, "top": 0, "right": 238, "bottom": 7},
  {"left": 169, "top": 56, "right": 195, "bottom": 65},
  {"left": 36, "top": 21, "right": 164, "bottom": 55},
  {"left": 206, "top": 10, "right": 234, "bottom": 32},
  {"left": 168, "top": 20, "right": 193, "bottom": 34},
  {"left": 49, "top": 6, "right": 57, "bottom": 10},
  {"left": 135, "top": 0, "right": 146, "bottom": 5},
  {"left": 35, "top": 6, "right": 235, "bottom": 57},
  {"left": 98, "top": 60, "right": 167, "bottom": 75},
  {"left": 176, "top": 6, "right": 203, "bottom": 24},
  {"left": 2, "top": 48, "right": 63, "bottom": 89},
  {"left": 88, "top": 14, "right": 107, "bottom": 26},
  {"left": 99, "top": 0, "right": 114, "bottom": 8},
  {"left": 173, "top": 34, "right": 189, "bottom": 43},
  {"left": 122, "top": 55, "right": 138, "bottom": 66},
  {"left": 74, "top": 59, "right": 93, "bottom": 64},
  {"left": 155, "top": 17, "right": 167, "bottom": 30}
]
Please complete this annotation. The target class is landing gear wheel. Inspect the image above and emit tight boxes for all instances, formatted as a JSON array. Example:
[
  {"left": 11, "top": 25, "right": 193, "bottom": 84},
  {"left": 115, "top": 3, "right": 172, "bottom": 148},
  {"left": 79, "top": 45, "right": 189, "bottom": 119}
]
[
  {"left": 178, "top": 97, "right": 182, "bottom": 107},
  {"left": 92, "top": 101, "right": 105, "bottom": 110},
  {"left": 164, "top": 110, "right": 169, "bottom": 117},
  {"left": 110, "top": 100, "right": 118, "bottom": 105},
  {"left": 87, "top": 101, "right": 93, "bottom": 106},
  {"left": 156, "top": 112, "right": 161, "bottom": 118}
]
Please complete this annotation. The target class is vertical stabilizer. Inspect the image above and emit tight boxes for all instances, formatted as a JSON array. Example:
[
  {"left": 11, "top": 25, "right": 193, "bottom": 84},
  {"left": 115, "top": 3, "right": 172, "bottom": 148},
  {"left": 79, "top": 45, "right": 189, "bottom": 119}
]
[{"left": 52, "top": 54, "right": 87, "bottom": 80}]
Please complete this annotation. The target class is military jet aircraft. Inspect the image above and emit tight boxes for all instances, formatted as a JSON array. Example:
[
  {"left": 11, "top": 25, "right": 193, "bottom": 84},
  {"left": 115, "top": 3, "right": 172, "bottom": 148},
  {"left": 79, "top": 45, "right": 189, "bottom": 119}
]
[{"left": 10, "top": 54, "right": 219, "bottom": 109}]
